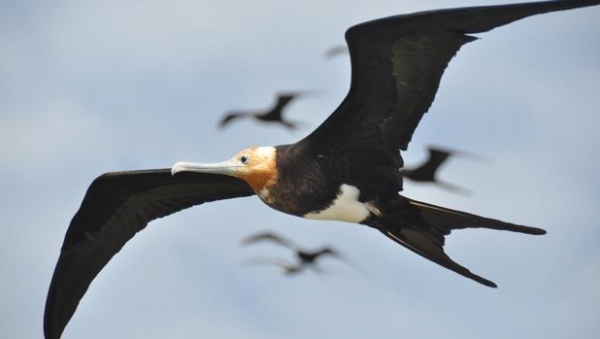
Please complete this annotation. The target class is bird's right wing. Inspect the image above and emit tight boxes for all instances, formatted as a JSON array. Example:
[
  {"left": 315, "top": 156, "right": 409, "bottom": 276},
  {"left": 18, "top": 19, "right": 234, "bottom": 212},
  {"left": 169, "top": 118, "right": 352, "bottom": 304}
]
[{"left": 44, "top": 169, "right": 254, "bottom": 339}]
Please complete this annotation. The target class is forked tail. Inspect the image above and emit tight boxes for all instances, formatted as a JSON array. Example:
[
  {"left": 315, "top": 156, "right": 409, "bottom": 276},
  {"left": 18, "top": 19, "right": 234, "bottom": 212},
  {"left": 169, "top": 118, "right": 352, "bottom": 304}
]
[
  {"left": 409, "top": 199, "right": 545, "bottom": 235},
  {"left": 367, "top": 197, "right": 545, "bottom": 287}
]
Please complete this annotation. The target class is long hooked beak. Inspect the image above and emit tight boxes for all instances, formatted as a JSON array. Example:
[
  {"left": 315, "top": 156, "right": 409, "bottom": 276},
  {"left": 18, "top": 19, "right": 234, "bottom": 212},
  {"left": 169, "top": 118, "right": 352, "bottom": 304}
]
[{"left": 171, "top": 160, "right": 242, "bottom": 176}]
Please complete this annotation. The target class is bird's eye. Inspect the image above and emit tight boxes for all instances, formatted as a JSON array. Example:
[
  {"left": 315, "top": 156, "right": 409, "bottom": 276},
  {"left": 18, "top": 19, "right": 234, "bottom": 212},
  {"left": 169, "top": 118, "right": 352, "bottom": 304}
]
[{"left": 240, "top": 155, "right": 249, "bottom": 164}]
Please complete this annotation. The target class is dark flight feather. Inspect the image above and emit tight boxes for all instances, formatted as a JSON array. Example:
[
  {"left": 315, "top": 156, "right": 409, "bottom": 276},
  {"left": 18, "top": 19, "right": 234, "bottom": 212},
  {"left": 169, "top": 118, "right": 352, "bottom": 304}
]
[
  {"left": 219, "top": 93, "right": 303, "bottom": 129},
  {"left": 301, "top": 0, "right": 600, "bottom": 181},
  {"left": 381, "top": 198, "right": 545, "bottom": 288},
  {"left": 295, "top": 0, "right": 595, "bottom": 286},
  {"left": 400, "top": 147, "right": 474, "bottom": 194},
  {"left": 400, "top": 147, "right": 453, "bottom": 183},
  {"left": 44, "top": 1, "right": 599, "bottom": 337},
  {"left": 241, "top": 231, "right": 296, "bottom": 249},
  {"left": 44, "top": 170, "right": 253, "bottom": 339}
]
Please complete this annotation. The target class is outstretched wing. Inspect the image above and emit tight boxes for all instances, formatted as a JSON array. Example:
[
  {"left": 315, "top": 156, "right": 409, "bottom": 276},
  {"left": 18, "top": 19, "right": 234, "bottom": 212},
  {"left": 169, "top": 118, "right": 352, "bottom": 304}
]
[
  {"left": 299, "top": 247, "right": 342, "bottom": 261},
  {"left": 218, "top": 111, "right": 252, "bottom": 129},
  {"left": 261, "top": 93, "right": 299, "bottom": 121},
  {"left": 401, "top": 148, "right": 452, "bottom": 182},
  {"left": 44, "top": 169, "right": 254, "bottom": 339},
  {"left": 300, "top": 0, "right": 599, "bottom": 193},
  {"left": 241, "top": 231, "right": 296, "bottom": 249}
]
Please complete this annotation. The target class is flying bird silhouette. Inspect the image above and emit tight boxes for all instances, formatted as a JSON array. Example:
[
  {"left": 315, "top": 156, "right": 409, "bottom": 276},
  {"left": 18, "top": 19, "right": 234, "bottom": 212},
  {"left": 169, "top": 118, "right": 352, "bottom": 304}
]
[
  {"left": 401, "top": 146, "right": 474, "bottom": 194},
  {"left": 242, "top": 231, "right": 344, "bottom": 266},
  {"left": 242, "top": 231, "right": 347, "bottom": 276},
  {"left": 44, "top": 1, "right": 599, "bottom": 338},
  {"left": 219, "top": 92, "right": 307, "bottom": 130}
]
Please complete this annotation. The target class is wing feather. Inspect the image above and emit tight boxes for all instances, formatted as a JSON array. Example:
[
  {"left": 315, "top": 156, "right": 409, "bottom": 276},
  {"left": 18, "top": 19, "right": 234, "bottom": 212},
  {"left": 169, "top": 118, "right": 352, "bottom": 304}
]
[
  {"left": 299, "top": 0, "right": 599, "bottom": 192},
  {"left": 44, "top": 169, "right": 254, "bottom": 339}
]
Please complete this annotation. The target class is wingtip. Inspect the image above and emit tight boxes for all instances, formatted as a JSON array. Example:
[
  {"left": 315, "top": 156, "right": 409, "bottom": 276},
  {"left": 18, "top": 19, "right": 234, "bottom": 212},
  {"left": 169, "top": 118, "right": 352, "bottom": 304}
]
[
  {"left": 43, "top": 280, "right": 63, "bottom": 339},
  {"left": 43, "top": 315, "right": 63, "bottom": 339},
  {"left": 522, "top": 226, "right": 547, "bottom": 236},
  {"left": 480, "top": 278, "right": 498, "bottom": 289},
  {"left": 465, "top": 267, "right": 497, "bottom": 288}
]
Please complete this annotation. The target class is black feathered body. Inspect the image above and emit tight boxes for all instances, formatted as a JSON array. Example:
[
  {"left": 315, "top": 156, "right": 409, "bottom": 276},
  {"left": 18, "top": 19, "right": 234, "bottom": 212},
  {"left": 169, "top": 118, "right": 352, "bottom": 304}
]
[
  {"left": 265, "top": 142, "right": 404, "bottom": 218},
  {"left": 44, "top": 2, "right": 600, "bottom": 338}
]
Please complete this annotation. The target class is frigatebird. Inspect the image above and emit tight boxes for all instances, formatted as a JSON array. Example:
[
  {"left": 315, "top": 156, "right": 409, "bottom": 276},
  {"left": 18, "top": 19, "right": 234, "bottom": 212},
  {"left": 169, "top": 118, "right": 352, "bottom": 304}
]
[
  {"left": 218, "top": 92, "right": 306, "bottom": 130},
  {"left": 242, "top": 231, "right": 344, "bottom": 267},
  {"left": 400, "top": 146, "right": 473, "bottom": 194},
  {"left": 44, "top": 1, "right": 600, "bottom": 338}
]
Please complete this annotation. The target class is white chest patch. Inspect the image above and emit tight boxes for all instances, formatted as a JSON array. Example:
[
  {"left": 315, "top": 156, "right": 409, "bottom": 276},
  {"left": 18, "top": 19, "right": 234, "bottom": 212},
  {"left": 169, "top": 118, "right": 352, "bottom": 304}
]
[{"left": 303, "top": 184, "right": 370, "bottom": 223}]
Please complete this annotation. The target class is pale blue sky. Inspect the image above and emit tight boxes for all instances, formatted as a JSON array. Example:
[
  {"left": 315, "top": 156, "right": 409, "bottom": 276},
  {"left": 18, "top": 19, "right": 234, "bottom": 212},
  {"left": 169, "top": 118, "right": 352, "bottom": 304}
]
[{"left": 1, "top": 1, "right": 599, "bottom": 338}]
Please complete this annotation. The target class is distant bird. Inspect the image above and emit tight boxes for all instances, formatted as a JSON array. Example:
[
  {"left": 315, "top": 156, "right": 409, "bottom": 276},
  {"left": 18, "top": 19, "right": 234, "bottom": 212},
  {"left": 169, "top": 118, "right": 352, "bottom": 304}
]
[
  {"left": 45, "top": 2, "right": 599, "bottom": 338},
  {"left": 400, "top": 146, "right": 472, "bottom": 194},
  {"left": 242, "top": 231, "right": 344, "bottom": 267},
  {"left": 219, "top": 92, "right": 307, "bottom": 130},
  {"left": 323, "top": 45, "right": 349, "bottom": 59}
]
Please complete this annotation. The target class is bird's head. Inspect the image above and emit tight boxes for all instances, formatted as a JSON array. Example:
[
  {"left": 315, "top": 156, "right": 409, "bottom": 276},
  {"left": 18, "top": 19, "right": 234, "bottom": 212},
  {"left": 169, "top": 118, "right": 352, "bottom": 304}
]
[{"left": 172, "top": 146, "right": 278, "bottom": 197}]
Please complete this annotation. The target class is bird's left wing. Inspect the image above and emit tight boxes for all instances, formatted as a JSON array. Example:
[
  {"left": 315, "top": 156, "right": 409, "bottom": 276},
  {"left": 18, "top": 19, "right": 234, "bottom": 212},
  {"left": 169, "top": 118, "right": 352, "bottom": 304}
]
[
  {"left": 218, "top": 112, "right": 249, "bottom": 129},
  {"left": 300, "top": 1, "right": 599, "bottom": 185},
  {"left": 44, "top": 169, "right": 254, "bottom": 339}
]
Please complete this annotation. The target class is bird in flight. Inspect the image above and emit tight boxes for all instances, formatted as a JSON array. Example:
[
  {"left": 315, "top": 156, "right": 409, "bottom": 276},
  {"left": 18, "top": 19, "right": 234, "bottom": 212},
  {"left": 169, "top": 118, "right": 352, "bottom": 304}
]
[
  {"left": 400, "top": 146, "right": 476, "bottom": 194},
  {"left": 44, "top": 1, "right": 599, "bottom": 338},
  {"left": 242, "top": 231, "right": 346, "bottom": 273},
  {"left": 218, "top": 92, "right": 308, "bottom": 130}
]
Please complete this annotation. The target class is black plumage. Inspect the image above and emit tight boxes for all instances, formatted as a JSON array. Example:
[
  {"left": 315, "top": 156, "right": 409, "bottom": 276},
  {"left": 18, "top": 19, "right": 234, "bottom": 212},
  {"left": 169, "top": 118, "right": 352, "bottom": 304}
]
[
  {"left": 44, "top": 171, "right": 253, "bottom": 339},
  {"left": 45, "top": 1, "right": 599, "bottom": 338},
  {"left": 242, "top": 231, "right": 344, "bottom": 266},
  {"left": 400, "top": 146, "right": 472, "bottom": 194},
  {"left": 218, "top": 92, "right": 306, "bottom": 130}
]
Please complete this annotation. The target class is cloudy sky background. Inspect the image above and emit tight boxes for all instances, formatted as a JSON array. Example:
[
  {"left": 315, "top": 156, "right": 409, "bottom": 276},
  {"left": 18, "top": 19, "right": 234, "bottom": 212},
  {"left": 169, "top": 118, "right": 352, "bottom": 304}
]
[{"left": 1, "top": 0, "right": 599, "bottom": 338}]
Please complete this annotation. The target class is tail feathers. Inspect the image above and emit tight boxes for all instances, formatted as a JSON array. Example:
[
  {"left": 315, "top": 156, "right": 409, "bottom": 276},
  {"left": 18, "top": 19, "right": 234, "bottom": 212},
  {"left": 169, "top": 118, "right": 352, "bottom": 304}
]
[
  {"left": 382, "top": 229, "right": 497, "bottom": 287},
  {"left": 370, "top": 198, "right": 545, "bottom": 287},
  {"left": 409, "top": 199, "right": 546, "bottom": 235}
]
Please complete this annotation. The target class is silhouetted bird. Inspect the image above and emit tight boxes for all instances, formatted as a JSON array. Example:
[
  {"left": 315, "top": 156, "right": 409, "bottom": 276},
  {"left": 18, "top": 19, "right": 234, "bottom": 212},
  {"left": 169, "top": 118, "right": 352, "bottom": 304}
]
[
  {"left": 44, "top": 2, "right": 599, "bottom": 338},
  {"left": 219, "top": 92, "right": 307, "bottom": 130},
  {"left": 401, "top": 146, "right": 472, "bottom": 194},
  {"left": 242, "top": 231, "right": 344, "bottom": 266}
]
